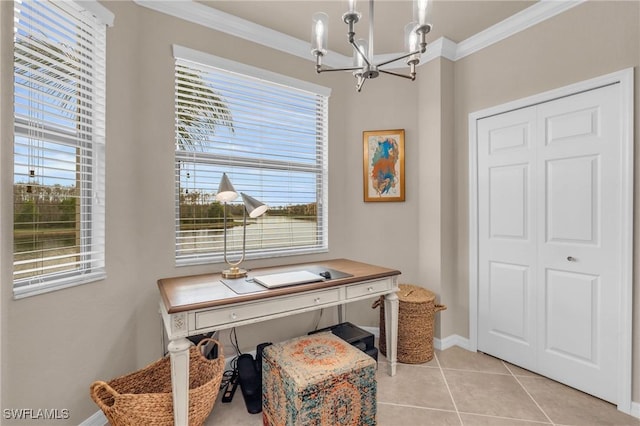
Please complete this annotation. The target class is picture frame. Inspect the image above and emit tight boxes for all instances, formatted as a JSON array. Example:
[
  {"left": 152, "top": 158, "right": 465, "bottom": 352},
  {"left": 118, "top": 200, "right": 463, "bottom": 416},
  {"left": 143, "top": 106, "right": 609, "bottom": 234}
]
[{"left": 362, "top": 129, "right": 405, "bottom": 202}]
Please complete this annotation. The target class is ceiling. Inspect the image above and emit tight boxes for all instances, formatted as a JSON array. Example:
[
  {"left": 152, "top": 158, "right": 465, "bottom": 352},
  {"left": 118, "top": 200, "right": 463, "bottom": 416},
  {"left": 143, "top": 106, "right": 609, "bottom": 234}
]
[{"left": 199, "top": 1, "right": 536, "bottom": 57}]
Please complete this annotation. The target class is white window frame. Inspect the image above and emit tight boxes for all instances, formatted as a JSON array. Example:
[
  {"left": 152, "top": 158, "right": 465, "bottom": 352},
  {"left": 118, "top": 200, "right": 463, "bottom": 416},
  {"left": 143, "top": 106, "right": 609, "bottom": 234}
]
[
  {"left": 12, "top": 0, "right": 113, "bottom": 298},
  {"left": 173, "top": 45, "right": 331, "bottom": 267}
]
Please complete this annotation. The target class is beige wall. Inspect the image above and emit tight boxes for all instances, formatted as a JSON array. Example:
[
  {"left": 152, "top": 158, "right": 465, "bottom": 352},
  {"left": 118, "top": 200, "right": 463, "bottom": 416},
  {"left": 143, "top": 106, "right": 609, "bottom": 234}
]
[
  {"left": 1, "top": 1, "right": 639, "bottom": 423},
  {"left": 449, "top": 0, "right": 640, "bottom": 402},
  {"left": 0, "top": 1, "right": 422, "bottom": 423}
]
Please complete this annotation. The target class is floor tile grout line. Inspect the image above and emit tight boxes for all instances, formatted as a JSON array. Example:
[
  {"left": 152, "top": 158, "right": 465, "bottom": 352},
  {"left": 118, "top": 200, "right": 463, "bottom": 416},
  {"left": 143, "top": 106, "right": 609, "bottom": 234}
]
[
  {"left": 439, "top": 366, "right": 519, "bottom": 376},
  {"left": 503, "top": 360, "right": 556, "bottom": 425},
  {"left": 456, "top": 409, "right": 554, "bottom": 425},
  {"left": 377, "top": 401, "right": 459, "bottom": 414},
  {"left": 434, "top": 352, "right": 465, "bottom": 426}
]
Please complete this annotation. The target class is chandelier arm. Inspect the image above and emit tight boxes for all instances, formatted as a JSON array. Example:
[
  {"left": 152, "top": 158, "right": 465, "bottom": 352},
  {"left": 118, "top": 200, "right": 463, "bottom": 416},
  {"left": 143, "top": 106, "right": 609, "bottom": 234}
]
[
  {"left": 376, "top": 49, "right": 423, "bottom": 68},
  {"left": 350, "top": 39, "right": 372, "bottom": 67},
  {"left": 318, "top": 66, "right": 367, "bottom": 73},
  {"left": 379, "top": 69, "right": 415, "bottom": 80}
]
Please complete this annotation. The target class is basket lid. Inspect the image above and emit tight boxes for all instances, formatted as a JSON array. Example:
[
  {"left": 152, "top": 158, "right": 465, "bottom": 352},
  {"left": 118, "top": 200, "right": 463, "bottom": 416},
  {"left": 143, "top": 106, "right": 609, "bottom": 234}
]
[{"left": 398, "top": 284, "right": 435, "bottom": 303}]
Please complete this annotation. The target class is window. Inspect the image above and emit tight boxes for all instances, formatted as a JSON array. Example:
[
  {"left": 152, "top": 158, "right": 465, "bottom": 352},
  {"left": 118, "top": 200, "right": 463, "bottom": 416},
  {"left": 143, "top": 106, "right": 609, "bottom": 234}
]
[
  {"left": 173, "top": 46, "right": 331, "bottom": 266},
  {"left": 13, "top": 0, "right": 112, "bottom": 298}
]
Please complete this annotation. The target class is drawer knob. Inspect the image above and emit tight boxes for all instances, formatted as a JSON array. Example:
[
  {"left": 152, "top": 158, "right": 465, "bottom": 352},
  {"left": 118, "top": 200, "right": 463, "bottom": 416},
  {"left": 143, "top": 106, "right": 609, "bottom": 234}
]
[
  {"left": 314, "top": 297, "right": 321, "bottom": 304},
  {"left": 231, "top": 312, "right": 237, "bottom": 320},
  {"left": 367, "top": 287, "right": 374, "bottom": 292}
]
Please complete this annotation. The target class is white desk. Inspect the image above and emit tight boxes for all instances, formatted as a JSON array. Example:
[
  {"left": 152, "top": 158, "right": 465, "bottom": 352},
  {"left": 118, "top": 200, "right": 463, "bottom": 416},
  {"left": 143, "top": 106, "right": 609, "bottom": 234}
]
[{"left": 158, "top": 258, "right": 400, "bottom": 425}]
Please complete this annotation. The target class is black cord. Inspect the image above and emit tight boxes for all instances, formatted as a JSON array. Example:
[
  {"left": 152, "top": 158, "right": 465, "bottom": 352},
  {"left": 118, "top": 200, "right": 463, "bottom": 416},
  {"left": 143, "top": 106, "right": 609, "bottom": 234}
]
[
  {"left": 220, "top": 327, "right": 242, "bottom": 389},
  {"left": 314, "top": 308, "right": 324, "bottom": 331}
]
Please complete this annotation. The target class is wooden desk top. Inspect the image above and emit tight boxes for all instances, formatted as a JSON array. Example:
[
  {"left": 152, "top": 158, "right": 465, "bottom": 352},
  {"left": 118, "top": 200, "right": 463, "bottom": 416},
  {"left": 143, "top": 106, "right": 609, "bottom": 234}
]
[{"left": 158, "top": 258, "right": 401, "bottom": 314}]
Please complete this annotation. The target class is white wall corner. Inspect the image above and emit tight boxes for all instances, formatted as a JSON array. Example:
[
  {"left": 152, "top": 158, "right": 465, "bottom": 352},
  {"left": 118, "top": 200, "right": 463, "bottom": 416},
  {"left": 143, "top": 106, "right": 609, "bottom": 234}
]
[
  {"left": 79, "top": 410, "right": 107, "bottom": 426},
  {"left": 424, "top": 37, "right": 458, "bottom": 63},
  {"left": 434, "top": 334, "right": 472, "bottom": 351}
]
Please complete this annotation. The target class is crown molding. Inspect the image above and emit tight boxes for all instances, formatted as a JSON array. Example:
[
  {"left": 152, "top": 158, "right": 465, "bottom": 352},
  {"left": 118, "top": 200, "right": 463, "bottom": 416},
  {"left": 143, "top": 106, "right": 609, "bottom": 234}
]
[
  {"left": 134, "top": 0, "right": 585, "bottom": 66},
  {"left": 455, "top": 0, "right": 585, "bottom": 60},
  {"left": 133, "top": 0, "right": 348, "bottom": 68}
]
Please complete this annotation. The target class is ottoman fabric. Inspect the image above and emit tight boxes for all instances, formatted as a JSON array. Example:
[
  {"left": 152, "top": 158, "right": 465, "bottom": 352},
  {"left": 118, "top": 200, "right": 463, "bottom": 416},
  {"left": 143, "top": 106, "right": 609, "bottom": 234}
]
[{"left": 262, "top": 332, "right": 377, "bottom": 426}]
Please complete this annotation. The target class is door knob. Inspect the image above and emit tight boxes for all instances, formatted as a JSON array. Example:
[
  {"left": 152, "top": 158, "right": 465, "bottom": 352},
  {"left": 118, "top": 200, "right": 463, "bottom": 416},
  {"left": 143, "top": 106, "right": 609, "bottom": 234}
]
[{"left": 567, "top": 256, "right": 577, "bottom": 262}]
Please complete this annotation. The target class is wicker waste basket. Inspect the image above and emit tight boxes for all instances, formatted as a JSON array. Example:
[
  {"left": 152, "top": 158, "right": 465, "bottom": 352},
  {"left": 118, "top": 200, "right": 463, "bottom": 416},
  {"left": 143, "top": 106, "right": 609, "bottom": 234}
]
[
  {"left": 372, "top": 284, "right": 446, "bottom": 364},
  {"left": 90, "top": 338, "right": 224, "bottom": 426}
]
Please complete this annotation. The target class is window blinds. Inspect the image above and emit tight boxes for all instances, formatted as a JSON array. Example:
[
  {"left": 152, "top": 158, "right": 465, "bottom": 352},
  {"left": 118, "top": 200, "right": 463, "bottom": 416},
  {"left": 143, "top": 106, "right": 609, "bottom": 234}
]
[
  {"left": 174, "top": 52, "right": 329, "bottom": 266},
  {"left": 13, "top": 0, "right": 107, "bottom": 297}
]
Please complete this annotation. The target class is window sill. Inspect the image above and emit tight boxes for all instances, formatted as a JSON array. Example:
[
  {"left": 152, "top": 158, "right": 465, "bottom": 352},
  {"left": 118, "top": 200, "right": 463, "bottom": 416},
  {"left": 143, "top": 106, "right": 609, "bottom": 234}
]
[{"left": 13, "top": 270, "right": 106, "bottom": 300}]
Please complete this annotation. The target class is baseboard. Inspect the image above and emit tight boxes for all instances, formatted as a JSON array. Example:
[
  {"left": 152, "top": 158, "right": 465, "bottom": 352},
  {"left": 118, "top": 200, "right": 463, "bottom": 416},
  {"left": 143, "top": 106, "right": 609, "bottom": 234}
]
[
  {"left": 354, "top": 326, "right": 472, "bottom": 353},
  {"left": 79, "top": 410, "right": 107, "bottom": 426},
  {"left": 435, "top": 334, "right": 471, "bottom": 351},
  {"left": 630, "top": 401, "right": 640, "bottom": 419}
]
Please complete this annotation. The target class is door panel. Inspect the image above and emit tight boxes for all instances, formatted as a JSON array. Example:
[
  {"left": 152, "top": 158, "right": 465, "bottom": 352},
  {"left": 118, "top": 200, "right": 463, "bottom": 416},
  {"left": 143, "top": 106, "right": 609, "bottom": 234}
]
[
  {"left": 545, "top": 107, "right": 599, "bottom": 145},
  {"left": 489, "top": 262, "right": 530, "bottom": 344},
  {"left": 545, "top": 269, "right": 599, "bottom": 364},
  {"left": 546, "top": 155, "right": 599, "bottom": 244},
  {"left": 490, "top": 165, "right": 528, "bottom": 239}
]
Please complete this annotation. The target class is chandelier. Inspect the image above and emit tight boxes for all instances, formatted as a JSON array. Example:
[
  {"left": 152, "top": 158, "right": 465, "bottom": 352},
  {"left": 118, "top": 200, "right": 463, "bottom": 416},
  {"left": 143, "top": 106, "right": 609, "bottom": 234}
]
[{"left": 311, "top": 0, "right": 432, "bottom": 92}]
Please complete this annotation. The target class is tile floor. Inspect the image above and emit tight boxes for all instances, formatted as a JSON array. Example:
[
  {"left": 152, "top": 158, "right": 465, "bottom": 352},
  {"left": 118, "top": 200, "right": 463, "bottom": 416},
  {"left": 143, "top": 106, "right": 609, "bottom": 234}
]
[{"left": 205, "top": 346, "right": 639, "bottom": 426}]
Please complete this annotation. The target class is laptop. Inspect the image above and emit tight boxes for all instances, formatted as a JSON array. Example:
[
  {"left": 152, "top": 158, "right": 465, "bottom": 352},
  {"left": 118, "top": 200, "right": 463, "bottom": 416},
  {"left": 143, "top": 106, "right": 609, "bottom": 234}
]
[{"left": 252, "top": 270, "right": 324, "bottom": 289}]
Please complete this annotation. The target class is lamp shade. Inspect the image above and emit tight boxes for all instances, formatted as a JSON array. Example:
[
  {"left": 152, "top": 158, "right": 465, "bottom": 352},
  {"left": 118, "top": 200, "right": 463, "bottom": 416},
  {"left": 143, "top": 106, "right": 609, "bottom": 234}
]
[
  {"left": 215, "top": 173, "right": 239, "bottom": 202},
  {"left": 241, "top": 192, "right": 269, "bottom": 218}
]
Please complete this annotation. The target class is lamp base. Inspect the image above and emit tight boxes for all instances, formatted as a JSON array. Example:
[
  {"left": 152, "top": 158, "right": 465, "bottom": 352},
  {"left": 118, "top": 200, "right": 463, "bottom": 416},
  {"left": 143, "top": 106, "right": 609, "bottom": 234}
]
[{"left": 222, "top": 266, "right": 247, "bottom": 279}]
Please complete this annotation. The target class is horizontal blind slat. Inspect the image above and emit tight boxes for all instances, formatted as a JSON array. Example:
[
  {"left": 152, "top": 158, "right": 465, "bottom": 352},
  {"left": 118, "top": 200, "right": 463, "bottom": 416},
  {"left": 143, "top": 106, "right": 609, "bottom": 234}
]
[
  {"left": 13, "top": 0, "right": 107, "bottom": 294},
  {"left": 174, "top": 53, "right": 328, "bottom": 266}
]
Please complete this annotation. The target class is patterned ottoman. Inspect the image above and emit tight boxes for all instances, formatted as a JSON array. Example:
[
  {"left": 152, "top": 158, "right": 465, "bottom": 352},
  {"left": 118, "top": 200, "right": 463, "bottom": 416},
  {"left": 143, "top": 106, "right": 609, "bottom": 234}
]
[{"left": 262, "top": 332, "right": 377, "bottom": 426}]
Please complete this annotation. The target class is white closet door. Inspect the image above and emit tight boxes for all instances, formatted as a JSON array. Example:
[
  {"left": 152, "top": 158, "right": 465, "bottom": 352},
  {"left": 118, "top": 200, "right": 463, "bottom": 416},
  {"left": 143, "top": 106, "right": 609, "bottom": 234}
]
[
  {"left": 535, "top": 84, "right": 621, "bottom": 403},
  {"left": 477, "top": 83, "right": 622, "bottom": 404},
  {"left": 477, "top": 106, "right": 538, "bottom": 371}
]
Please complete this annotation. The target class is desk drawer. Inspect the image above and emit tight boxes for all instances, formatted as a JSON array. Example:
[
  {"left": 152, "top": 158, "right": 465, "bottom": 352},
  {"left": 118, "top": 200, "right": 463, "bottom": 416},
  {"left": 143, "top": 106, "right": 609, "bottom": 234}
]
[
  {"left": 195, "top": 288, "right": 341, "bottom": 330},
  {"left": 346, "top": 279, "right": 393, "bottom": 299}
]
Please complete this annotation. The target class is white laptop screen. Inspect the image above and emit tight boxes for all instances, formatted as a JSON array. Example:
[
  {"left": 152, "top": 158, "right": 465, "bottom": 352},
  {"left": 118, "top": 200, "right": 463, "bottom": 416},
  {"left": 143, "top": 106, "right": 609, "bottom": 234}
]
[{"left": 252, "top": 270, "right": 324, "bottom": 289}]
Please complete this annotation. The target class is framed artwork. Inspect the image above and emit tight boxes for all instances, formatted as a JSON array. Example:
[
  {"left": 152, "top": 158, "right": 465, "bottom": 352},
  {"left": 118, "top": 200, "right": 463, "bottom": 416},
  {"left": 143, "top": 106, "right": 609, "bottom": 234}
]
[{"left": 362, "top": 129, "right": 405, "bottom": 202}]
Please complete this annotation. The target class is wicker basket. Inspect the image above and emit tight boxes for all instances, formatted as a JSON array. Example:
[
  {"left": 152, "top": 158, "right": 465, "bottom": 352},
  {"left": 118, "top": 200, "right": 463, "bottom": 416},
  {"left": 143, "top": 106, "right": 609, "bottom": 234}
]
[
  {"left": 90, "top": 338, "right": 224, "bottom": 426},
  {"left": 373, "top": 284, "right": 446, "bottom": 364}
]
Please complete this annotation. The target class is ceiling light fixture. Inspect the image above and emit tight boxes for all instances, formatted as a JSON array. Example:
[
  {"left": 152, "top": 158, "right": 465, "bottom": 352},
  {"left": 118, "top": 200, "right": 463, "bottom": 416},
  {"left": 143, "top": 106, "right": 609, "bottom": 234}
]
[{"left": 311, "top": 0, "right": 432, "bottom": 92}]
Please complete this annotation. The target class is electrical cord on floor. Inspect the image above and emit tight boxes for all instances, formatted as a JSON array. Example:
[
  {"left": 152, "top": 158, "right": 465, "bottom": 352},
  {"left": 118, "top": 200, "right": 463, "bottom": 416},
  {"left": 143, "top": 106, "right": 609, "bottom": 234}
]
[{"left": 220, "top": 327, "right": 242, "bottom": 390}]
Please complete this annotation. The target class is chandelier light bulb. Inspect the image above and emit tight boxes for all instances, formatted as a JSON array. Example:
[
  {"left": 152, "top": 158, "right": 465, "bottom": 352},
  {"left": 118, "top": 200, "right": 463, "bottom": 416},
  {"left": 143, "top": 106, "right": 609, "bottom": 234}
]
[
  {"left": 311, "top": 12, "right": 328, "bottom": 54},
  {"left": 348, "top": 0, "right": 357, "bottom": 13},
  {"left": 414, "top": 0, "right": 429, "bottom": 25}
]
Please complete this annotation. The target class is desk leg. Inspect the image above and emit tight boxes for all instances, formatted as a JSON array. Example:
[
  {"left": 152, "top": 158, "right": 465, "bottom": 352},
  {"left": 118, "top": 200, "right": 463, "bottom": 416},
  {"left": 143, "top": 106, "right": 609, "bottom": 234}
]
[
  {"left": 169, "top": 338, "right": 191, "bottom": 425},
  {"left": 384, "top": 292, "right": 399, "bottom": 376}
]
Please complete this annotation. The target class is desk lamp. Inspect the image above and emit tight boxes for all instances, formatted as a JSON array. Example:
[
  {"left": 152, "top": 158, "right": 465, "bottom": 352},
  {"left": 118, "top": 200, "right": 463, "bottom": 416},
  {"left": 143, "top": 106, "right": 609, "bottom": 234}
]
[{"left": 215, "top": 173, "right": 268, "bottom": 279}]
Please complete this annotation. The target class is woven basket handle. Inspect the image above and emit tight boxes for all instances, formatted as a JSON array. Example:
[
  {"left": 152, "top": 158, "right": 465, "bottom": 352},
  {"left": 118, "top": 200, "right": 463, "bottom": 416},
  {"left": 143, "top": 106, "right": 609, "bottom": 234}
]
[
  {"left": 196, "top": 338, "right": 222, "bottom": 361},
  {"left": 89, "top": 380, "right": 117, "bottom": 412},
  {"left": 435, "top": 304, "right": 447, "bottom": 313},
  {"left": 371, "top": 297, "right": 383, "bottom": 309}
]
